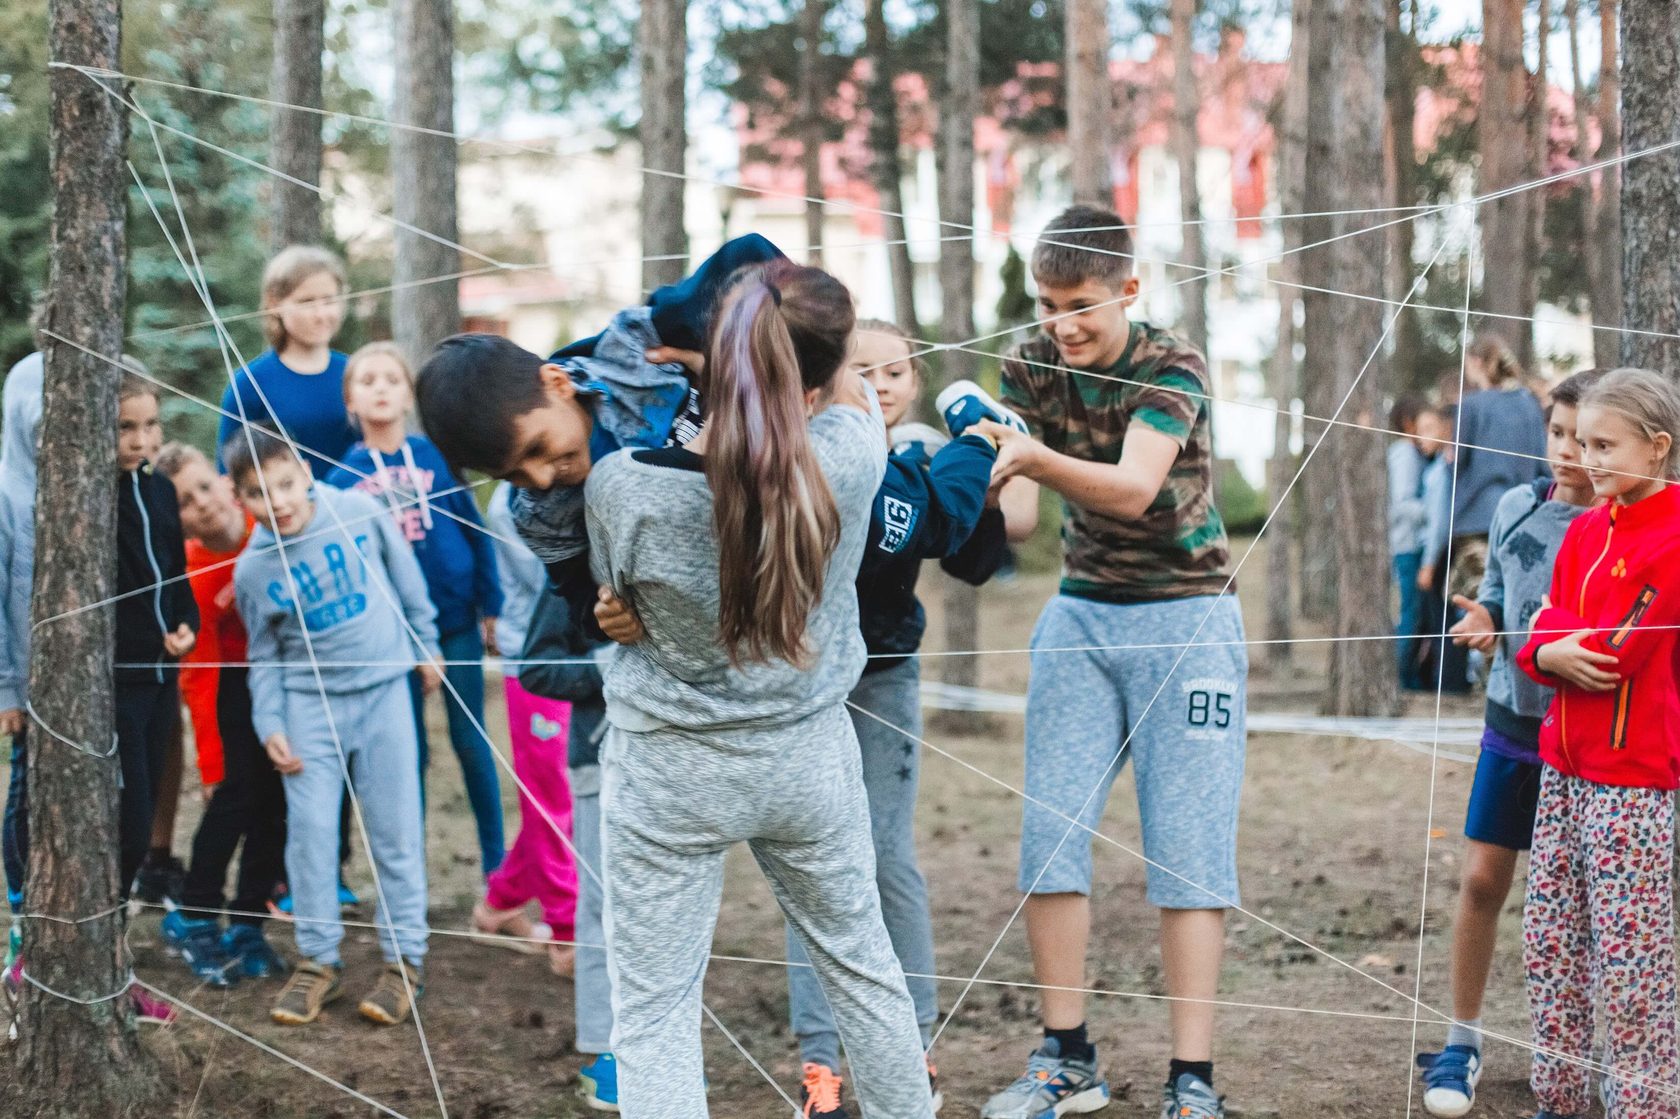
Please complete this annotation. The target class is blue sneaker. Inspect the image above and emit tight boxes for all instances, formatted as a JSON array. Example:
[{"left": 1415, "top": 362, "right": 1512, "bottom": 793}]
[
  {"left": 936, "top": 379, "right": 1030, "bottom": 441},
  {"left": 222, "top": 924, "right": 285, "bottom": 979},
  {"left": 980, "top": 1038, "right": 1110, "bottom": 1118},
  {"left": 1160, "top": 1073, "right": 1224, "bottom": 1119},
  {"left": 161, "top": 911, "right": 238, "bottom": 988},
  {"left": 1416, "top": 1045, "right": 1481, "bottom": 1118},
  {"left": 580, "top": 1052, "right": 620, "bottom": 1112},
  {"left": 337, "top": 882, "right": 360, "bottom": 910}
]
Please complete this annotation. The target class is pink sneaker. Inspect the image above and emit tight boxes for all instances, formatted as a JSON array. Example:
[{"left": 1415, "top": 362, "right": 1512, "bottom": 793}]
[{"left": 130, "top": 986, "right": 177, "bottom": 1025}]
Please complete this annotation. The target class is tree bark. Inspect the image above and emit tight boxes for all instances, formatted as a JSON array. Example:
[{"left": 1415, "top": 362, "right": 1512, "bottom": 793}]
[
  {"left": 1478, "top": 0, "right": 1534, "bottom": 367},
  {"left": 1595, "top": 0, "right": 1623, "bottom": 363},
  {"left": 1566, "top": 0, "right": 1618, "bottom": 366},
  {"left": 16, "top": 0, "right": 163, "bottom": 1111},
  {"left": 1620, "top": 0, "right": 1680, "bottom": 371},
  {"left": 1386, "top": 0, "right": 1423, "bottom": 390},
  {"left": 865, "top": 0, "right": 920, "bottom": 337},
  {"left": 801, "top": 0, "right": 826, "bottom": 266},
  {"left": 268, "top": 0, "right": 324, "bottom": 249},
  {"left": 639, "top": 0, "right": 688, "bottom": 292},
  {"left": 1171, "top": 0, "right": 1209, "bottom": 358},
  {"left": 391, "top": 0, "right": 460, "bottom": 367},
  {"left": 1066, "top": 0, "right": 1114, "bottom": 204},
  {"left": 1298, "top": 0, "right": 1337, "bottom": 623},
  {"left": 1524, "top": 0, "right": 1551, "bottom": 363}
]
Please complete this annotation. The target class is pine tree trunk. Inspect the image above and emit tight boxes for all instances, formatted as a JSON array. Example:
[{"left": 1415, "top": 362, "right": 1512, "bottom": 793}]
[
  {"left": 1619, "top": 0, "right": 1677, "bottom": 371},
  {"left": 1595, "top": 0, "right": 1623, "bottom": 363},
  {"left": 16, "top": 0, "right": 163, "bottom": 1111},
  {"left": 1171, "top": 0, "right": 1209, "bottom": 358},
  {"left": 392, "top": 0, "right": 460, "bottom": 367},
  {"left": 639, "top": 0, "right": 687, "bottom": 292},
  {"left": 1386, "top": 0, "right": 1423, "bottom": 390},
  {"left": 1478, "top": 0, "right": 1534, "bottom": 367},
  {"left": 1066, "top": 0, "right": 1113, "bottom": 204},
  {"left": 1525, "top": 0, "right": 1551, "bottom": 353},
  {"left": 269, "top": 0, "right": 323, "bottom": 248},
  {"left": 865, "top": 0, "right": 920, "bottom": 337},
  {"left": 801, "top": 0, "right": 826, "bottom": 267},
  {"left": 1298, "top": 0, "right": 1338, "bottom": 623}
]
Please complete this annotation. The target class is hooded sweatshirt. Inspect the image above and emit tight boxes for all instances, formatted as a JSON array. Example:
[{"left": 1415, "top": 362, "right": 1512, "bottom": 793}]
[
  {"left": 180, "top": 518, "right": 254, "bottom": 786},
  {"left": 0, "top": 352, "right": 43, "bottom": 712},
  {"left": 234, "top": 484, "right": 441, "bottom": 745},
  {"left": 114, "top": 462, "right": 199, "bottom": 685}
]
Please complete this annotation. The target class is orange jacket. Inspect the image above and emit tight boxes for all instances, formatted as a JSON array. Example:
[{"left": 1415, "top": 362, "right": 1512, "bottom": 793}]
[
  {"left": 179, "top": 520, "right": 252, "bottom": 786},
  {"left": 1517, "top": 484, "right": 1680, "bottom": 789}
]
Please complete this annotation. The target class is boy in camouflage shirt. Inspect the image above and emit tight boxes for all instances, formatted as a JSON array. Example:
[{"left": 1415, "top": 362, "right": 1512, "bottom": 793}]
[{"left": 976, "top": 206, "right": 1246, "bottom": 1119}]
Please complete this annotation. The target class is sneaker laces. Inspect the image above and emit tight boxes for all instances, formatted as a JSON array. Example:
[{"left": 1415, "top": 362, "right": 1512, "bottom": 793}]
[
  {"left": 281, "top": 963, "right": 329, "bottom": 1001},
  {"left": 801, "top": 1063, "right": 843, "bottom": 1114}
]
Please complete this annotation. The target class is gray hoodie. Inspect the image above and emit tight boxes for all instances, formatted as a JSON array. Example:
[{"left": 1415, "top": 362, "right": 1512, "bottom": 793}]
[
  {"left": 234, "top": 484, "right": 441, "bottom": 744},
  {"left": 0, "top": 352, "right": 43, "bottom": 712}
]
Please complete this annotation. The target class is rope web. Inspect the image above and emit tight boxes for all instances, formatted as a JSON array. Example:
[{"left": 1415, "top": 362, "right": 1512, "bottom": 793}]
[{"left": 5, "top": 56, "right": 1675, "bottom": 1117}]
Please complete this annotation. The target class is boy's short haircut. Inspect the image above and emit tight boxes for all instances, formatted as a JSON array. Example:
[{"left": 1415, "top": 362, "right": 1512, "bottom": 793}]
[
  {"left": 1390, "top": 394, "right": 1426, "bottom": 433},
  {"left": 1030, "top": 205, "right": 1134, "bottom": 291},
  {"left": 223, "top": 429, "right": 304, "bottom": 489},
  {"left": 154, "top": 441, "right": 209, "bottom": 480},
  {"left": 1546, "top": 368, "right": 1605, "bottom": 420},
  {"left": 415, "top": 333, "right": 549, "bottom": 475},
  {"left": 117, "top": 356, "right": 156, "bottom": 404}
]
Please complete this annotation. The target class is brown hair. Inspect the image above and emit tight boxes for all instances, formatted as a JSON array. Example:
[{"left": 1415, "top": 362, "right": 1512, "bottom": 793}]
[
  {"left": 117, "top": 355, "right": 156, "bottom": 404},
  {"left": 1582, "top": 368, "right": 1680, "bottom": 477},
  {"left": 153, "top": 441, "right": 209, "bottom": 479},
  {"left": 1030, "top": 205, "right": 1134, "bottom": 290},
  {"left": 1545, "top": 368, "right": 1605, "bottom": 420},
  {"left": 261, "top": 245, "right": 347, "bottom": 350},
  {"left": 706, "top": 261, "right": 855, "bottom": 666},
  {"left": 1468, "top": 334, "right": 1524, "bottom": 388}
]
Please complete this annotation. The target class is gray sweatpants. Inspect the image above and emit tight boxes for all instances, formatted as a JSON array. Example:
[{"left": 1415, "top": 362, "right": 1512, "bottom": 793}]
[
  {"left": 786, "top": 658, "right": 938, "bottom": 1069},
  {"left": 601, "top": 706, "right": 933, "bottom": 1119},
  {"left": 569, "top": 763, "right": 613, "bottom": 1054},
  {"left": 281, "top": 674, "right": 428, "bottom": 966}
]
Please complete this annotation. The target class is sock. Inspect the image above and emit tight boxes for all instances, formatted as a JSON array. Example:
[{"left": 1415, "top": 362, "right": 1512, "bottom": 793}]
[
  {"left": 1044, "top": 1023, "right": 1094, "bottom": 1063},
  {"left": 1446, "top": 1018, "right": 1483, "bottom": 1053},
  {"left": 1169, "top": 1059, "right": 1214, "bottom": 1089}
]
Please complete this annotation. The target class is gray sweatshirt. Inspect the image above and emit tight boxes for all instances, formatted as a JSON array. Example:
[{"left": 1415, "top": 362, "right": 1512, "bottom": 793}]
[
  {"left": 0, "top": 352, "right": 42, "bottom": 712},
  {"left": 234, "top": 484, "right": 441, "bottom": 743},
  {"left": 584, "top": 396, "right": 888, "bottom": 733}
]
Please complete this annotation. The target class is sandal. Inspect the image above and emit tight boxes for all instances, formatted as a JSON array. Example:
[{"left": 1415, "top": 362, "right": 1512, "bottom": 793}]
[{"left": 469, "top": 901, "right": 552, "bottom": 955}]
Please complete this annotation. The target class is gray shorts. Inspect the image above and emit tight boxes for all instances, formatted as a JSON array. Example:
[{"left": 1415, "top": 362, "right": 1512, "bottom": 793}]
[{"left": 1018, "top": 593, "right": 1247, "bottom": 909}]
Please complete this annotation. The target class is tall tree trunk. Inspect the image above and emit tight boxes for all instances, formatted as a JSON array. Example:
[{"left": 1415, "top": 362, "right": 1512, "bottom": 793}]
[
  {"left": 800, "top": 0, "right": 826, "bottom": 266},
  {"left": 1567, "top": 0, "right": 1618, "bottom": 366},
  {"left": 1620, "top": 0, "right": 1680, "bottom": 371},
  {"left": 17, "top": 0, "right": 163, "bottom": 1111},
  {"left": 937, "top": 0, "right": 982, "bottom": 731},
  {"left": 269, "top": 0, "right": 323, "bottom": 248},
  {"left": 1386, "top": 0, "right": 1423, "bottom": 390},
  {"left": 1265, "top": 0, "right": 1311, "bottom": 668},
  {"left": 1298, "top": 0, "right": 1337, "bottom": 623},
  {"left": 1595, "top": 0, "right": 1624, "bottom": 361},
  {"left": 1478, "top": 0, "right": 1534, "bottom": 367},
  {"left": 392, "top": 0, "right": 460, "bottom": 367},
  {"left": 1066, "top": 0, "right": 1114, "bottom": 204},
  {"left": 865, "top": 0, "right": 920, "bottom": 337},
  {"left": 1525, "top": 0, "right": 1551, "bottom": 368},
  {"left": 1171, "top": 0, "right": 1209, "bottom": 358},
  {"left": 639, "top": 0, "right": 687, "bottom": 292}
]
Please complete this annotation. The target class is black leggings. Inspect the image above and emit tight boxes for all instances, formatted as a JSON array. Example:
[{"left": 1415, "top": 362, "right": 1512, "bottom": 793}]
[{"left": 115, "top": 677, "right": 179, "bottom": 893}]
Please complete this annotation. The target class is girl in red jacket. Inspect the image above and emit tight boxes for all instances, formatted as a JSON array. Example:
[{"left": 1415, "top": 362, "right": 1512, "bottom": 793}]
[{"left": 1516, "top": 368, "right": 1680, "bottom": 1119}]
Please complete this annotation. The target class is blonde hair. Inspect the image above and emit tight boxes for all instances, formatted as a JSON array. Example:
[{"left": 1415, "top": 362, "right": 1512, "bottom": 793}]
[
  {"left": 854, "top": 318, "right": 924, "bottom": 382},
  {"left": 117, "top": 354, "right": 156, "bottom": 403},
  {"left": 1582, "top": 368, "right": 1680, "bottom": 477},
  {"left": 1468, "top": 334, "right": 1524, "bottom": 388},
  {"left": 153, "top": 440, "right": 209, "bottom": 479},
  {"left": 261, "top": 245, "right": 347, "bottom": 350},
  {"left": 342, "top": 341, "right": 415, "bottom": 403}
]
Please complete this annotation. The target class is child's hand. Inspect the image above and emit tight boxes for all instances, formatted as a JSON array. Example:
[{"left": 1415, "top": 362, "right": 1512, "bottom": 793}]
[
  {"left": 214, "top": 581, "right": 236, "bottom": 611},
  {"left": 1536, "top": 629, "right": 1621, "bottom": 692},
  {"left": 482, "top": 616, "right": 500, "bottom": 657},
  {"left": 0, "top": 708, "right": 22, "bottom": 737},
  {"left": 163, "top": 623, "right": 196, "bottom": 658},
  {"left": 595, "top": 586, "right": 645, "bottom": 645},
  {"left": 419, "top": 663, "right": 444, "bottom": 695},
  {"left": 1417, "top": 564, "right": 1435, "bottom": 592},
  {"left": 982, "top": 420, "right": 1042, "bottom": 500},
  {"left": 1448, "top": 595, "right": 1499, "bottom": 652},
  {"left": 265, "top": 734, "right": 303, "bottom": 775},
  {"left": 200, "top": 782, "right": 219, "bottom": 803},
  {"left": 828, "top": 367, "right": 873, "bottom": 414},
  {"left": 645, "top": 346, "right": 706, "bottom": 375}
]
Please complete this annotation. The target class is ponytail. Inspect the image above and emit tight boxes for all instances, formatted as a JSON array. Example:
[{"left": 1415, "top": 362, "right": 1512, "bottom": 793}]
[
  {"left": 706, "top": 262, "right": 856, "bottom": 666},
  {"left": 1468, "top": 334, "right": 1524, "bottom": 387}
]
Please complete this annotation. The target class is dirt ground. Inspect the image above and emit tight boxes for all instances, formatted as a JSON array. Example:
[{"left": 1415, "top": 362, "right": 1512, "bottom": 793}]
[{"left": 7, "top": 547, "right": 1558, "bottom": 1118}]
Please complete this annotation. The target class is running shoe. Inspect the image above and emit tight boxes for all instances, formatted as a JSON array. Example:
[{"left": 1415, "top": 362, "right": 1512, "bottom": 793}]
[
  {"left": 579, "top": 1052, "right": 620, "bottom": 1112},
  {"left": 337, "top": 882, "right": 360, "bottom": 911},
  {"left": 133, "top": 852, "right": 186, "bottom": 906},
  {"left": 1416, "top": 1045, "right": 1482, "bottom": 1118},
  {"left": 221, "top": 923, "right": 285, "bottom": 979},
  {"left": 800, "top": 1061, "right": 850, "bottom": 1118},
  {"left": 1160, "top": 1073, "right": 1225, "bottom": 1119},
  {"left": 980, "top": 1038, "right": 1110, "bottom": 1118},
  {"left": 161, "top": 910, "right": 238, "bottom": 987},
  {"left": 359, "top": 960, "right": 423, "bottom": 1026},
  {"left": 271, "top": 960, "right": 343, "bottom": 1026},
  {"left": 936, "top": 379, "right": 1030, "bottom": 441},
  {"left": 131, "top": 986, "right": 178, "bottom": 1025},
  {"left": 929, "top": 1057, "right": 945, "bottom": 1113}
]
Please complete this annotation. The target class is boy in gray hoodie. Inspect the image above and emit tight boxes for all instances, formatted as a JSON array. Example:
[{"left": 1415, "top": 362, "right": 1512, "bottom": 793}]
[{"left": 227, "top": 431, "right": 441, "bottom": 1029}]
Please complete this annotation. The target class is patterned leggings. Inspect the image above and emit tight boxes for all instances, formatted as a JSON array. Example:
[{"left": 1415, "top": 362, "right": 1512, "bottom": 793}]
[{"left": 1524, "top": 764, "right": 1678, "bottom": 1118}]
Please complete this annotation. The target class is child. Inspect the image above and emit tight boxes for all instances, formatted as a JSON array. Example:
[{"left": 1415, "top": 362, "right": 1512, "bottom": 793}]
[
  {"left": 978, "top": 205, "right": 1245, "bottom": 1119},
  {"left": 114, "top": 371, "right": 199, "bottom": 897},
  {"left": 154, "top": 442, "right": 287, "bottom": 985},
  {"left": 326, "top": 342, "right": 506, "bottom": 878},
  {"left": 1513, "top": 368, "right": 1680, "bottom": 1119},
  {"left": 1388, "top": 396, "right": 1429, "bottom": 689},
  {"left": 228, "top": 430, "right": 439, "bottom": 1027},
  {"left": 1413, "top": 371, "right": 1602, "bottom": 1118},
  {"left": 1413, "top": 407, "right": 1465, "bottom": 694},
  {"left": 788, "top": 319, "right": 1015, "bottom": 1117},
  {"left": 217, "top": 245, "right": 356, "bottom": 480}
]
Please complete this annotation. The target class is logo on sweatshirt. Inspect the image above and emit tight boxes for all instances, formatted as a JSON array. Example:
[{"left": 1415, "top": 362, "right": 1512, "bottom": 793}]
[
  {"left": 879, "top": 496, "right": 917, "bottom": 554},
  {"left": 266, "top": 537, "right": 371, "bottom": 631},
  {"left": 1611, "top": 557, "right": 1628, "bottom": 579}
]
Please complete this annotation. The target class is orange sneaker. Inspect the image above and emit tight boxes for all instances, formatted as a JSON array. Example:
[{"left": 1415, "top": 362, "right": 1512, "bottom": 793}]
[{"left": 800, "top": 1061, "right": 849, "bottom": 1118}]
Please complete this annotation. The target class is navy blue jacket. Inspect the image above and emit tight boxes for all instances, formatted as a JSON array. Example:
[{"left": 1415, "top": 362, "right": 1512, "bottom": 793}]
[
  {"left": 514, "top": 588, "right": 608, "bottom": 769},
  {"left": 116, "top": 464, "right": 200, "bottom": 684}
]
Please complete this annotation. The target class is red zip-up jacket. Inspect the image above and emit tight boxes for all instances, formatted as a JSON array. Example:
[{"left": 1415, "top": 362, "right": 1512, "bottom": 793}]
[
  {"left": 179, "top": 518, "right": 252, "bottom": 787},
  {"left": 1517, "top": 483, "right": 1680, "bottom": 789}
]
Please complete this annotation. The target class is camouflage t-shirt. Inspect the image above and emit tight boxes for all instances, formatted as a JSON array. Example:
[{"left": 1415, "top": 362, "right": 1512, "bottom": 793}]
[{"left": 1000, "top": 323, "right": 1232, "bottom": 601}]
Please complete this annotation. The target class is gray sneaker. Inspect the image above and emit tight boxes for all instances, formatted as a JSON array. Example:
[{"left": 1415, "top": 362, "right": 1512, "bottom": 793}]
[
  {"left": 1161, "top": 1073, "right": 1225, "bottom": 1119},
  {"left": 980, "top": 1039, "right": 1110, "bottom": 1118}
]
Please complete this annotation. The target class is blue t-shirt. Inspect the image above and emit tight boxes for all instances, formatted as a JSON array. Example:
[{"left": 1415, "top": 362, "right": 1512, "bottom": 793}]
[{"left": 216, "top": 350, "right": 355, "bottom": 480}]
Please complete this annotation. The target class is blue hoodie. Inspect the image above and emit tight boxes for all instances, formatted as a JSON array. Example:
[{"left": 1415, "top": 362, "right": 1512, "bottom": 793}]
[
  {"left": 326, "top": 435, "right": 502, "bottom": 638},
  {"left": 0, "top": 352, "right": 43, "bottom": 712}
]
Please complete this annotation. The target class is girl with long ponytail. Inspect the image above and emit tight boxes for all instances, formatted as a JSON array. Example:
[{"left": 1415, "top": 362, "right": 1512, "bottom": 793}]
[{"left": 582, "top": 261, "right": 936, "bottom": 1119}]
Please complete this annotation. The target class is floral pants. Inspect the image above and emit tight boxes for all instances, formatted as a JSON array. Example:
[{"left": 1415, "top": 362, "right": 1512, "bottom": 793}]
[{"left": 1524, "top": 764, "right": 1678, "bottom": 1118}]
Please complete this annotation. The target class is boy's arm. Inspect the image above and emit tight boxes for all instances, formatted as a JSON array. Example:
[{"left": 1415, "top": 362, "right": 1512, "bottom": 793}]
[
  {"left": 515, "top": 592, "right": 607, "bottom": 702},
  {"left": 451, "top": 487, "right": 504, "bottom": 620},
  {"left": 1476, "top": 499, "right": 1511, "bottom": 631},
  {"left": 863, "top": 436, "right": 998, "bottom": 573},
  {"left": 157, "top": 494, "right": 201, "bottom": 637},
  {"left": 235, "top": 578, "right": 287, "bottom": 745},
  {"left": 374, "top": 508, "right": 442, "bottom": 659},
  {"left": 985, "top": 421, "right": 1180, "bottom": 523},
  {"left": 180, "top": 571, "right": 225, "bottom": 785}
]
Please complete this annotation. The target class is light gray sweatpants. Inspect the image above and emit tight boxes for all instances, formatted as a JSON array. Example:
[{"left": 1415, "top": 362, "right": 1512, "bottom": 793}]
[
  {"left": 787, "top": 658, "right": 939, "bottom": 1069},
  {"left": 569, "top": 763, "right": 613, "bottom": 1054},
  {"left": 601, "top": 705, "right": 933, "bottom": 1119},
  {"left": 281, "top": 674, "right": 428, "bottom": 966}
]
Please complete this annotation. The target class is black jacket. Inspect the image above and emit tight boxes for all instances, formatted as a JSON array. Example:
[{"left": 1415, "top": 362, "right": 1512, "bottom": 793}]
[
  {"left": 515, "top": 588, "right": 608, "bottom": 769},
  {"left": 115, "top": 463, "right": 198, "bottom": 685}
]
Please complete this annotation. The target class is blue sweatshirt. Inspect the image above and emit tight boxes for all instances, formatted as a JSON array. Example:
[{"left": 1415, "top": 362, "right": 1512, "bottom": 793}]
[
  {"left": 217, "top": 350, "right": 356, "bottom": 480},
  {"left": 326, "top": 435, "right": 502, "bottom": 638}
]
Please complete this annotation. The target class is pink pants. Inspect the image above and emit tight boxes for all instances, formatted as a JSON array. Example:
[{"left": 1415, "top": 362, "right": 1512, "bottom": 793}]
[{"left": 484, "top": 676, "right": 578, "bottom": 938}]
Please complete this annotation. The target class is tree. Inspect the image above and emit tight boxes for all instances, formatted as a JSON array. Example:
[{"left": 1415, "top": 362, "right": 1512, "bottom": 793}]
[
  {"left": 1066, "top": 0, "right": 1113, "bottom": 203},
  {"left": 268, "top": 0, "right": 323, "bottom": 248},
  {"left": 14, "top": 0, "right": 165, "bottom": 1110},
  {"left": 1385, "top": 0, "right": 1423, "bottom": 387},
  {"left": 1524, "top": 0, "right": 1551, "bottom": 362},
  {"left": 639, "top": 0, "right": 687, "bottom": 292},
  {"left": 1305, "top": 0, "right": 1397, "bottom": 716},
  {"left": 865, "top": 0, "right": 921, "bottom": 337},
  {"left": 1620, "top": 0, "right": 1680, "bottom": 371},
  {"left": 0, "top": 0, "right": 50, "bottom": 368},
  {"left": 1170, "top": 0, "right": 1209, "bottom": 357},
  {"left": 391, "top": 0, "right": 461, "bottom": 366},
  {"left": 800, "top": 0, "right": 827, "bottom": 265},
  {"left": 1565, "top": 0, "right": 1620, "bottom": 365},
  {"left": 1477, "top": 0, "right": 1534, "bottom": 366}
]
